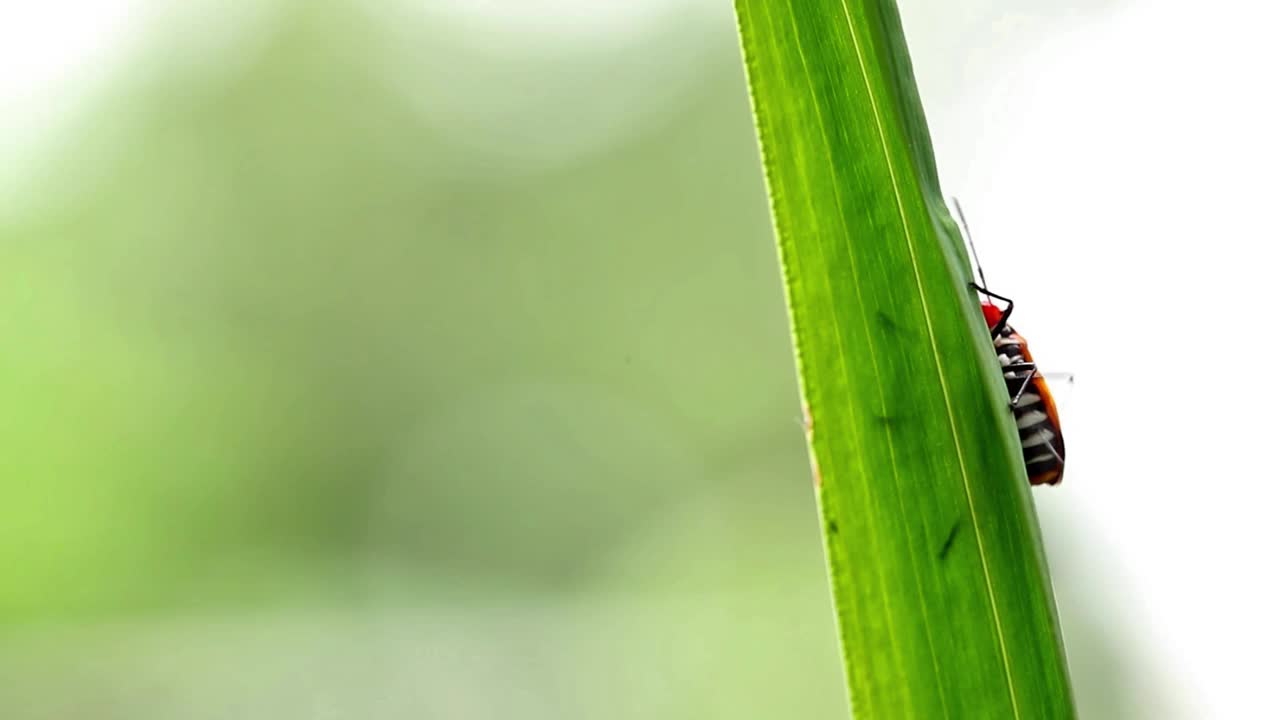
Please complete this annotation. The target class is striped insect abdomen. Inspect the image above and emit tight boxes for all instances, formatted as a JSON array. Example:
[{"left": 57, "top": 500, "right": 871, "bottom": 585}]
[{"left": 995, "top": 325, "right": 1066, "bottom": 485}]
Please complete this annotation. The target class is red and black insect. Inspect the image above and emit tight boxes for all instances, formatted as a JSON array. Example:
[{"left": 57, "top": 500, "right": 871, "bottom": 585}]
[{"left": 953, "top": 201, "right": 1066, "bottom": 486}]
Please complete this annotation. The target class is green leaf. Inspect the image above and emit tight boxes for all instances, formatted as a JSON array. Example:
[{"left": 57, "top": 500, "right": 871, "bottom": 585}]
[{"left": 734, "top": 1, "right": 1076, "bottom": 718}]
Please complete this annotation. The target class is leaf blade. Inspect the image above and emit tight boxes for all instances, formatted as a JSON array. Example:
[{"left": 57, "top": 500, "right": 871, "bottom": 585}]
[{"left": 735, "top": 1, "right": 1077, "bottom": 717}]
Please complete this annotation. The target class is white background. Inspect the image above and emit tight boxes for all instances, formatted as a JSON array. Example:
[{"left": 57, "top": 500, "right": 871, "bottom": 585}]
[{"left": 910, "top": 2, "right": 1279, "bottom": 717}]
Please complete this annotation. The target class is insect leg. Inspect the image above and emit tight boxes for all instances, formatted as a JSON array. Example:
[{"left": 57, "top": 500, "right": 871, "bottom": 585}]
[
  {"left": 1041, "top": 428, "right": 1065, "bottom": 464},
  {"left": 1003, "top": 361, "right": 1038, "bottom": 409},
  {"left": 968, "top": 282, "right": 1015, "bottom": 338}
]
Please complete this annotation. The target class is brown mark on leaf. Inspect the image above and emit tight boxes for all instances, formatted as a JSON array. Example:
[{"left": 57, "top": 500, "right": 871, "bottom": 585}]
[{"left": 801, "top": 404, "right": 820, "bottom": 486}]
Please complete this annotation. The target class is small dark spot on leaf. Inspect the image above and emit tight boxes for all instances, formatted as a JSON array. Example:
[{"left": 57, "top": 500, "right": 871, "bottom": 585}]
[
  {"left": 827, "top": 520, "right": 839, "bottom": 535},
  {"left": 875, "top": 309, "right": 899, "bottom": 332},
  {"left": 872, "top": 412, "right": 896, "bottom": 428},
  {"left": 938, "top": 519, "right": 962, "bottom": 560}
]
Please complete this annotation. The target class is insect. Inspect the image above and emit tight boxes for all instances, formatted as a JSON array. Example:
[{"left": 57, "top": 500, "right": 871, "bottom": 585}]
[{"left": 952, "top": 200, "right": 1066, "bottom": 486}]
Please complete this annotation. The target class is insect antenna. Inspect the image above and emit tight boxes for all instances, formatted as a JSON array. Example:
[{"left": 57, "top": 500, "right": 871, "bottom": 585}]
[{"left": 950, "top": 197, "right": 988, "bottom": 288}]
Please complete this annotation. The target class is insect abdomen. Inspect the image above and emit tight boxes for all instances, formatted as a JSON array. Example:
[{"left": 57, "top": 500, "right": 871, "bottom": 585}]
[{"left": 996, "top": 325, "right": 1066, "bottom": 485}]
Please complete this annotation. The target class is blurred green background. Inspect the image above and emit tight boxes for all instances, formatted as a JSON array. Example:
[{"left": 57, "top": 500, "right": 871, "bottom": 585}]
[
  {"left": 1, "top": 1, "right": 848, "bottom": 717},
  {"left": 4, "top": 0, "right": 1213, "bottom": 716}
]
